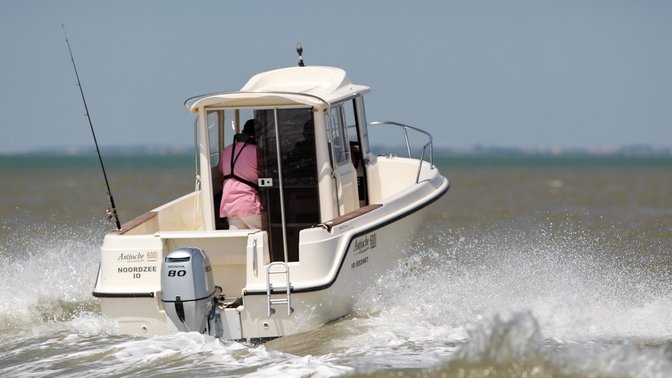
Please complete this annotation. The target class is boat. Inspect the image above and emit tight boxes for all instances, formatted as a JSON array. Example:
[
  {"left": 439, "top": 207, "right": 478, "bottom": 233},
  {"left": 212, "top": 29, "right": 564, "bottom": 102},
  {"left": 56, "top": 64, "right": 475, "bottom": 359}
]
[{"left": 92, "top": 51, "right": 449, "bottom": 341}]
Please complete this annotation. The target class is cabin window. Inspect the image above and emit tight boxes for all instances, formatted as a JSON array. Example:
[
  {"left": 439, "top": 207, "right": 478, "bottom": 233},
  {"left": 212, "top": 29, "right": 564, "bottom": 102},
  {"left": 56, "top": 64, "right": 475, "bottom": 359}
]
[
  {"left": 207, "top": 110, "right": 223, "bottom": 167},
  {"left": 328, "top": 105, "right": 351, "bottom": 166},
  {"left": 345, "top": 101, "right": 357, "bottom": 138},
  {"left": 344, "top": 100, "right": 360, "bottom": 160},
  {"left": 212, "top": 108, "right": 255, "bottom": 161},
  {"left": 353, "top": 98, "right": 370, "bottom": 155}
]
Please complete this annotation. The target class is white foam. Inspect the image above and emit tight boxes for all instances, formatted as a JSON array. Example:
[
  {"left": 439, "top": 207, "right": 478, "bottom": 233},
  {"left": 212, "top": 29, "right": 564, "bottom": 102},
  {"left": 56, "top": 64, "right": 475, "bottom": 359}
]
[
  {"left": 95, "top": 332, "right": 351, "bottom": 377},
  {"left": 355, "top": 225, "right": 672, "bottom": 343},
  {"left": 337, "top": 224, "right": 672, "bottom": 374},
  {"left": 0, "top": 222, "right": 102, "bottom": 335},
  {"left": 445, "top": 312, "right": 672, "bottom": 377},
  {"left": 2, "top": 220, "right": 671, "bottom": 376}
]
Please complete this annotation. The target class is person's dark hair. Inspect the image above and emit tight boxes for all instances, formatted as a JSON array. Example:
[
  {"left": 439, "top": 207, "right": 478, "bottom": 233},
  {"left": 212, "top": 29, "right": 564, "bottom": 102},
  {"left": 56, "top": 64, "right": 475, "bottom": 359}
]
[{"left": 242, "top": 119, "right": 256, "bottom": 138}]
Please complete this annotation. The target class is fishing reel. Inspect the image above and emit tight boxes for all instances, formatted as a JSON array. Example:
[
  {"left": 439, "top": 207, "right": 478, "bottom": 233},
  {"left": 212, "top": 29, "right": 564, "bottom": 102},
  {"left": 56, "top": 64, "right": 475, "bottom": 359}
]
[{"left": 105, "top": 208, "right": 119, "bottom": 228}]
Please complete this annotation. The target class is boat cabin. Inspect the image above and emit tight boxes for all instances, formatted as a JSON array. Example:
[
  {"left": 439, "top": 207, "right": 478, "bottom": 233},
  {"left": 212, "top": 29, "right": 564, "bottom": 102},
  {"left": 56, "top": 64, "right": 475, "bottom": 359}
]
[{"left": 186, "top": 66, "right": 374, "bottom": 263}]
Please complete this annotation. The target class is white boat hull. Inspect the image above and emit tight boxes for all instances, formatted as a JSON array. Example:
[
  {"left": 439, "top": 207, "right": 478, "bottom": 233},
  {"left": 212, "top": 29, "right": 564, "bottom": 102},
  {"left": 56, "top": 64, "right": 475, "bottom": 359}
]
[
  {"left": 92, "top": 64, "right": 450, "bottom": 341},
  {"left": 94, "top": 161, "right": 447, "bottom": 339}
]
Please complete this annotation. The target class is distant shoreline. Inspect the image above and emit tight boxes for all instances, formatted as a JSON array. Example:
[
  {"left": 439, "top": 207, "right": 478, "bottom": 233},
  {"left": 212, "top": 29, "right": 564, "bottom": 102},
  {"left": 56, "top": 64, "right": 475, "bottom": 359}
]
[{"left": 2, "top": 144, "right": 671, "bottom": 157}]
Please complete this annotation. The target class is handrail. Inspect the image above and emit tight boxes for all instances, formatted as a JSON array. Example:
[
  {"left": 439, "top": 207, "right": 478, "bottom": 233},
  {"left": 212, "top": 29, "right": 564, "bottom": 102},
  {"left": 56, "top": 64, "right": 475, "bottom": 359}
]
[{"left": 367, "top": 121, "right": 435, "bottom": 183}]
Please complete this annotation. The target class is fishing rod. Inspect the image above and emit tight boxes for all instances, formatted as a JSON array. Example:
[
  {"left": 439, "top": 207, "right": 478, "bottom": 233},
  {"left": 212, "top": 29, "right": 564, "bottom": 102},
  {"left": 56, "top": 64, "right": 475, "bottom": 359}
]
[{"left": 62, "top": 24, "right": 122, "bottom": 230}]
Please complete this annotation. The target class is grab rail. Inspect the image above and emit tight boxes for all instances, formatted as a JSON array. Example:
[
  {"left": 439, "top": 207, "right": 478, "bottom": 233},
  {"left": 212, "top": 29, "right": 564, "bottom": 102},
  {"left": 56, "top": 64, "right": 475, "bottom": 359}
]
[{"left": 367, "top": 121, "right": 435, "bottom": 183}]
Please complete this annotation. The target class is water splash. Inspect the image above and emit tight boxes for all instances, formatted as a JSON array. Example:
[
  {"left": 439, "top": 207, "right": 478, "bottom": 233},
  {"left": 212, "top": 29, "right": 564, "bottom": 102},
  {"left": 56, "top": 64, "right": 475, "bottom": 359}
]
[
  {"left": 2, "top": 216, "right": 671, "bottom": 376},
  {"left": 0, "top": 331, "right": 353, "bottom": 377},
  {"left": 311, "top": 221, "right": 672, "bottom": 376},
  {"left": 433, "top": 312, "right": 672, "bottom": 377},
  {"left": 0, "top": 221, "right": 105, "bottom": 337},
  {"left": 355, "top": 221, "right": 672, "bottom": 342}
]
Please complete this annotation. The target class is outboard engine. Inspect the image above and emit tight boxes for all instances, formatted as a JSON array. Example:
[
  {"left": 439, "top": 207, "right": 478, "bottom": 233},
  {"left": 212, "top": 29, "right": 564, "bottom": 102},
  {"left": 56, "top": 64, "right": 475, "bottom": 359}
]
[{"left": 160, "top": 247, "right": 217, "bottom": 333}]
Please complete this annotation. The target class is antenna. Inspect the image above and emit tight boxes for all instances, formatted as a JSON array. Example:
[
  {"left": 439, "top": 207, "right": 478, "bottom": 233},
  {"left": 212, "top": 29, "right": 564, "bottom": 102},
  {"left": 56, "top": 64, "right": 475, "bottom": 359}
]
[
  {"left": 296, "top": 43, "right": 304, "bottom": 67},
  {"left": 62, "top": 24, "right": 122, "bottom": 230}
]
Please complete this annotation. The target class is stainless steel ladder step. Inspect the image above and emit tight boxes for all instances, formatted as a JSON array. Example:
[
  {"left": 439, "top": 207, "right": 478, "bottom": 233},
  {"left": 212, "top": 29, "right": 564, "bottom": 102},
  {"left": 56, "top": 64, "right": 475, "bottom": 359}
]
[{"left": 266, "top": 261, "right": 293, "bottom": 316}]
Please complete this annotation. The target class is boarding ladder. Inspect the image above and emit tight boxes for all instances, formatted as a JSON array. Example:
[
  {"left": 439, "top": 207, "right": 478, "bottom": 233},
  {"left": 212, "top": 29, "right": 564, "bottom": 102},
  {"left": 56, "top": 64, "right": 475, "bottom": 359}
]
[{"left": 266, "top": 262, "right": 293, "bottom": 316}]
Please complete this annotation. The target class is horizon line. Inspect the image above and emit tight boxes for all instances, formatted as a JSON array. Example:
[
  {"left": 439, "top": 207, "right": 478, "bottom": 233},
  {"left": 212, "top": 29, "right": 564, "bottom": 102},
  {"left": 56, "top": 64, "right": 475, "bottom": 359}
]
[{"left": 2, "top": 143, "right": 672, "bottom": 157}]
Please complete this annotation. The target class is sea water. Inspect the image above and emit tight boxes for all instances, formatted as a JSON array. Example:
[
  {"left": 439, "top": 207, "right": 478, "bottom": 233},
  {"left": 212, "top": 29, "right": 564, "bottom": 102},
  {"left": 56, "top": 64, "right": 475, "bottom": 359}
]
[{"left": 1, "top": 155, "right": 671, "bottom": 377}]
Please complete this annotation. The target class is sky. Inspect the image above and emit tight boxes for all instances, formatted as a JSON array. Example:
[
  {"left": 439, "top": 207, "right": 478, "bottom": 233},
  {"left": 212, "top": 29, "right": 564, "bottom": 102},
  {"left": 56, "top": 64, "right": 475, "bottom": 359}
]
[{"left": 1, "top": 0, "right": 671, "bottom": 153}]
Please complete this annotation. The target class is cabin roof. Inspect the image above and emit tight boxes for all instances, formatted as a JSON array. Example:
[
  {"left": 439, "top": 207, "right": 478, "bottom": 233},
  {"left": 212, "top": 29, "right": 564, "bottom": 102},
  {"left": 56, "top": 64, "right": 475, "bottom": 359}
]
[{"left": 186, "top": 66, "right": 370, "bottom": 112}]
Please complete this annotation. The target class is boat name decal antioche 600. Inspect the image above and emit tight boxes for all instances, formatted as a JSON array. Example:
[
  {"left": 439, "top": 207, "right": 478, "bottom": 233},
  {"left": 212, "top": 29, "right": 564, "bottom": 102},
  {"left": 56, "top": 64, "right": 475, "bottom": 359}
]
[
  {"left": 351, "top": 232, "right": 378, "bottom": 270},
  {"left": 352, "top": 232, "right": 377, "bottom": 256}
]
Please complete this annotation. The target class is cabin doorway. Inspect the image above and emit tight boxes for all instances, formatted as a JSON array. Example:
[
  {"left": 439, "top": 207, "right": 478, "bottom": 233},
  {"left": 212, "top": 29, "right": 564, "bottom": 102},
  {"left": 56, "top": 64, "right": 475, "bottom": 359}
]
[{"left": 254, "top": 108, "right": 320, "bottom": 262}]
